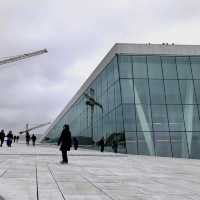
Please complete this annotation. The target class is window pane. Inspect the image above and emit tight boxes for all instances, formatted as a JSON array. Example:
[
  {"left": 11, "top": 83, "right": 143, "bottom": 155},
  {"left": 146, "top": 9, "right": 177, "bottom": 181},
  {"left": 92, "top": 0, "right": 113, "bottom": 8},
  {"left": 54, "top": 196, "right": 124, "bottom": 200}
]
[
  {"left": 121, "top": 79, "right": 134, "bottom": 104},
  {"left": 152, "top": 105, "right": 169, "bottom": 131},
  {"left": 125, "top": 132, "right": 137, "bottom": 154},
  {"left": 123, "top": 104, "right": 136, "bottom": 131},
  {"left": 164, "top": 80, "right": 181, "bottom": 104},
  {"left": 136, "top": 104, "right": 152, "bottom": 131},
  {"left": 179, "top": 80, "right": 196, "bottom": 104},
  {"left": 194, "top": 80, "right": 200, "bottom": 104},
  {"left": 149, "top": 80, "right": 165, "bottom": 104},
  {"left": 108, "top": 85, "right": 114, "bottom": 112},
  {"left": 113, "top": 56, "right": 119, "bottom": 82},
  {"left": 114, "top": 81, "right": 121, "bottom": 107},
  {"left": 176, "top": 57, "right": 192, "bottom": 79},
  {"left": 118, "top": 55, "right": 132, "bottom": 78},
  {"left": 147, "top": 56, "right": 163, "bottom": 79},
  {"left": 107, "top": 63, "right": 114, "bottom": 87},
  {"left": 138, "top": 132, "right": 155, "bottom": 156},
  {"left": 190, "top": 56, "right": 200, "bottom": 79},
  {"left": 115, "top": 106, "right": 124, "bottom": 133},
  {"left": 167, "top": 105, "right": 185, "bottom": 131},
  {"left": 134, "top": 79, "right": 150, "bottom": 104},
  {"left": 190, "top": 132, "right": 200, "bottom": 159},
  {"left": 171, "top": 132, "right": 189, "bottom": 158},
  {"left": 162, "top": 56, "right": 177, "bottom": 79},
  {"left": 183, "top": 105, "right": 200, "bottom": 131},
  {"left": 154, "top": 132, "right": 172, "bottom": 157},
  {"left": 132, "top": 56, "right": 147, "bottom": 78}
]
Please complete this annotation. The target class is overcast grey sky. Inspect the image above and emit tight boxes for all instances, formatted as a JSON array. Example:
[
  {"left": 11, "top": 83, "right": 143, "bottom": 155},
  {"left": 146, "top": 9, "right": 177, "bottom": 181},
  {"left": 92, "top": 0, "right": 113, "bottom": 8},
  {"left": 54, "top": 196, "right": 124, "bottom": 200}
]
[{"left": 0, "top": 0, "right": 200, "bottom": 134}]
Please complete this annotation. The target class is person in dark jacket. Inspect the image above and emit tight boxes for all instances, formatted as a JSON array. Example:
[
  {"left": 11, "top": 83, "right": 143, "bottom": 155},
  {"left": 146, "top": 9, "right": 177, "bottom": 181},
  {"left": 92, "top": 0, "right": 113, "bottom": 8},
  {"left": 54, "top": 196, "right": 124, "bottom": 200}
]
[
  {"left": 58, "top": 124, "right": 72, "bottom": 164},
  {"left": 7, "top": 131, "right": 13, "bottom": 147},
  {"left": 73, "top": 137, "right": 79, "bottom": 150},
  {"left": 31, "top": 134, "right": 37, "bottom": 146},
  {"left": 25, "top": 131, "right": 31, "bottom": 145},
  {"left": 0, "top": 130, "right": 5, "bottom": 147},
  {"left": 98, "top": 137, "right": 105, "bottom": 152}
]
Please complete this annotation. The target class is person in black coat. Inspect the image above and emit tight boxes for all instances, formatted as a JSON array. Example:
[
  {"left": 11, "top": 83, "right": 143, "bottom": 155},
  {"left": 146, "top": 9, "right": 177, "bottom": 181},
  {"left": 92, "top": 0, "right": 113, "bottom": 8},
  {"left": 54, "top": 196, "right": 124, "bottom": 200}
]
[
  {"left": 58, "top": 124, "right": 72, "bottom": 164},
  {"left": 98, "top": 137, "right": 105, "bottom": 152},
  {"left": 0, "top": 129, "right": 5, "bottom": 147}
]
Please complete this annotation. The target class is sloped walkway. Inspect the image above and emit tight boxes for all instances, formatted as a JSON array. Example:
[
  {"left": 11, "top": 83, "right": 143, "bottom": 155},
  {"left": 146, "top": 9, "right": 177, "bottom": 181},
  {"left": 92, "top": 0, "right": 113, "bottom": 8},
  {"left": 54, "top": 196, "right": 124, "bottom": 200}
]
[{"left": 0, "top": 143, "right": 200, "bottom": 200}]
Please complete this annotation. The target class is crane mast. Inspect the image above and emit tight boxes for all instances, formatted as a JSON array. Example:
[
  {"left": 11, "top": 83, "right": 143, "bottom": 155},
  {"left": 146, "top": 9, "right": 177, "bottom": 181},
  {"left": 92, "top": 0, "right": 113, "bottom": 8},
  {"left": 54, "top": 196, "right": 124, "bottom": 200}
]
[{"left": 0, "top": 49, "right": 48, "bottom": 66}]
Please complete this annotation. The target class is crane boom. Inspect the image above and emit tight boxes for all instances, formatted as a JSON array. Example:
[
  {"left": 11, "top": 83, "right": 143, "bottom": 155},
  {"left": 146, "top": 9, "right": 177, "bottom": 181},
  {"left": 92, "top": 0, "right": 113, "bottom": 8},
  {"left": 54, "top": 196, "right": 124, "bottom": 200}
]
[
  {"left": 19, "top": 122, "right": 51, "bottom": 134},
  {"left": 0, "top": 49, "right": 48, "bottom": 66}
]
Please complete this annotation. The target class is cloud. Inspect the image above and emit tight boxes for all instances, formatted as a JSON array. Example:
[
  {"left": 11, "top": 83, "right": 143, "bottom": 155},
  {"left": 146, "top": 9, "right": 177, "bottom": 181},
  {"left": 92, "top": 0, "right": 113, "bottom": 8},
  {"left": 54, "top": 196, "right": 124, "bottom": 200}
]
[{"left": 0, "top": 0, "right": 200, "bottom": 134}]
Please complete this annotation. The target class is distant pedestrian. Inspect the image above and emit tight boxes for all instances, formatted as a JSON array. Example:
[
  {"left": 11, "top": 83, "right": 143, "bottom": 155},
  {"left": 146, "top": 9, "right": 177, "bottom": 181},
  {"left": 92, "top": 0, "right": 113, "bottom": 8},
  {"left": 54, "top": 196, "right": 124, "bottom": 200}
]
[
  {"left": 31, "top": 134, "right": 37, "bottom": 146},
  {"left": 16, "top": 135, "right": 19, "bottom": 143},
  {"left": 112, "top": 139, "right": 118, "bottom": 153},
  {"left": 0, "top": 130, "right": 5, "bottom": 147},
  {"left": 73, "top": 137, "right": 79, "bottom": 150},
  {"left": 7, "top": 131, "right": 13, "bottom": 147},
  {"left": 98, "top": 137, "right": 105, "bottom": 152},
  {"left": 13, "top": 135, "right": 16, "bottom": 143},
  {"left": 58, "top": 124, "right": 72, "bottom": 164},
  {"left": 25, "top": 131, "right": 30, "bottom": 145}
]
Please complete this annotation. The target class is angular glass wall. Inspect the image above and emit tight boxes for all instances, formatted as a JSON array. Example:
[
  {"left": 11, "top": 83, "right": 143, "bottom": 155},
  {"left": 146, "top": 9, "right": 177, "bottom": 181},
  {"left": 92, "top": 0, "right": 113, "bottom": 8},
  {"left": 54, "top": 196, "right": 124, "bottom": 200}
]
[
  {"left": 46, "top": 56, "right": 126, "bottom": 153},
  {"left": 119, "top": 55, "right": 200, "bottom": 158},
  {"left": 46, "top": 53, "right": 200, "bottom": 159}
]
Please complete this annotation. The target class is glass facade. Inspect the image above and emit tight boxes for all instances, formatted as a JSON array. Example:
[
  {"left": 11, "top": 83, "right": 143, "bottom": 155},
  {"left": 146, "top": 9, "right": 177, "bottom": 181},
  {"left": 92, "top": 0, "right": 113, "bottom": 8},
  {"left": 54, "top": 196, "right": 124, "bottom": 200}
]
[{"left": 46, "top": 54, "right": 200, "bottom": 159}]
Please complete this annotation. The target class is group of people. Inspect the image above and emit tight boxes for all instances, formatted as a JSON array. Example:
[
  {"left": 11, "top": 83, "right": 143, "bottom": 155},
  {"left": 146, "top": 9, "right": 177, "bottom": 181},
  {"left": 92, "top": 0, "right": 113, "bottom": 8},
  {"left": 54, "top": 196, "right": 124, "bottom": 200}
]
[
  {"left": 25, "top": 131, "right": 37, "bottom": 146},
  {"left": 57, "top": 124, "right": 119, "bottom": 164},
  {"left": 0, "top": 129, "right": 19, "bottom": 147},
  {"left": 97, "top": 137, "right": 118, "bottom": 153}
]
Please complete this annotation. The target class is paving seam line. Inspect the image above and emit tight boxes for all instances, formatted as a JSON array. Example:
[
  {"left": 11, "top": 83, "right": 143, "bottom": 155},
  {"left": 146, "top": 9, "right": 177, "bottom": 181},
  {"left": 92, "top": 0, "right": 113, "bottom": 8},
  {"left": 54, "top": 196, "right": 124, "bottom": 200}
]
[
  {"left": 0, "top": 169, "right": 7, "bottom": 178},
  {"left": 35, "top": 165, "right": 39, "bottom": 200},
  {"left": 47, "top": 164, "right": 67, "bottom": 200},
  {"left": 79, "top": 173, "right": 115, "bottom": 200}
]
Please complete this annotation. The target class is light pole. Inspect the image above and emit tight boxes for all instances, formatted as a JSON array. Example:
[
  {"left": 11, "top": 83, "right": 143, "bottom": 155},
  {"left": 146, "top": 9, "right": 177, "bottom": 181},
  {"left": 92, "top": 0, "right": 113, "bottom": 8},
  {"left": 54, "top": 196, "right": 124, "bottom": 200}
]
[{"left": 84, "top": 89, "right": 103, "bottom": 142}]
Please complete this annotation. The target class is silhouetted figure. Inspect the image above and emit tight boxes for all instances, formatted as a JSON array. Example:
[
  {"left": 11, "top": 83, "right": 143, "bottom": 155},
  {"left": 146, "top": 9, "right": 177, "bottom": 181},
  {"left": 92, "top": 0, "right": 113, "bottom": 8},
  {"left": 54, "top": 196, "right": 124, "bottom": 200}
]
[
  {"left": 16, "top": 135, "right": 19, "bottom": 143},
  {"left": 31, "top": 134, "right": 37, "bottom": 146},
  {"left": 25, "top": 131, "right": 30, "bottom": 145},
  {"left": 13, "top": 135, "right": 16, "bottom": 143},
  {"left": 112, "top": 140, "right": 118, "bottom": 153},
  {"left": 7, "top": 131, "right": 13, "bottom": 147},
  {"left": 0, "top": 130, "right": 5, "bottom": 147},
  {"left": 98, "top": 137, "right": 105, "bottom": 152},
  {"left": 73, "top": 137, "right": 79, "bottom": 150},
  {"left": 58, "top": 124, "right": 72, "bottom": 164}
]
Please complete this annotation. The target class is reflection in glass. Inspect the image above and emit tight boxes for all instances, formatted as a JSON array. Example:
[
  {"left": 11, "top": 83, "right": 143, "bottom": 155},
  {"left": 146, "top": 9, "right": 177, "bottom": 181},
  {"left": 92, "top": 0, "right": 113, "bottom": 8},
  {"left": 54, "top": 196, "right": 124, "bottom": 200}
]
[
  {"left": 118, "top": 55, "right": 132, "bottom": 78},
  {"left": 162, "top": 56, "right": 177, "bottom": 79},
  {"left": 164, "top": 80, "right": 181, "bottom": 104},
  {"left": 121, "top": 79, "right": 134, "bottom": 104},
  {"left": 167, "top": 105, "right": 185, "bottom": 131},
  {"left": 134, "top": 79, "right": 150, "bottom": 104},
  {"left": 152, "top": 105, "right": 169, "bottom": 131},
  {"left": 154, "top": 132, "right": 172, "bottom": 157},
  {"left": 190, "top": 56, "right": 200, "bottom": 79},
  {"left": 132, "top": 56, "right": 147, "bottom": 78},
  {"left": 147, "top": 56, "right": 162, "bottom": 79},
  {"left": 176, "top": 57, "right": 192, "bottom": 79},
  {"left": 149, "top": 80, "right": 165, "bottom": 104}
]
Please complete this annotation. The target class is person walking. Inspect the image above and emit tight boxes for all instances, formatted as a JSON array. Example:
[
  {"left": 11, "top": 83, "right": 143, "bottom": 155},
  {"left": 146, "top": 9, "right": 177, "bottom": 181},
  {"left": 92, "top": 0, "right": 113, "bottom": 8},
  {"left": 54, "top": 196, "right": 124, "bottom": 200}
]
[
  {"left": 0, "top": 130, "right": 5, "bottom": 147},
  {"left": 58, "top": 124, "right": 72, "bottom": 164},
  {"left": 25, "top": 131, "right": 30, "bottom": 145},
  {"left": 16, "top": 135, "right": 19, "bottom": 143},
  {"left": 7, "top": 131, "right": 13, "bottom": 147},
  {"left": 112, "top": 139, "right": 118, "bottom": 153},
  {"left": 73, "top": 137, "right": 79, "bottom": 150},
  {"left": 98, "top": 137, "right": 105, "bottom": 152},
  {"left": 31, "top": 134, "right": 37, "bottom": 146}
]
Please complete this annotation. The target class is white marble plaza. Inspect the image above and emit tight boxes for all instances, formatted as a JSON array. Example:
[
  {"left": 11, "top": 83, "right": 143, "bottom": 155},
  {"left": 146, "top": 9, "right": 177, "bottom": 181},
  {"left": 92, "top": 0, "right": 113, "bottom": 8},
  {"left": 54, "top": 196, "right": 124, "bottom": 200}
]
[{"left": 0, "top": 143, "right": 200, "bottom": 200}]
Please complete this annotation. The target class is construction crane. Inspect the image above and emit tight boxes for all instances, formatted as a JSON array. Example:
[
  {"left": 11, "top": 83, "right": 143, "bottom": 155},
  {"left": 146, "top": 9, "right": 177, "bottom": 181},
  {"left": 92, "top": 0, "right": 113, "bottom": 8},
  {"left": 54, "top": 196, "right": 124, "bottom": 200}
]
[
  {"left": 0, "top": 49, "right": 48, "bottom": 66},
  {"left": 19, "top": 122, "right": 51, "bottom": 134}
]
